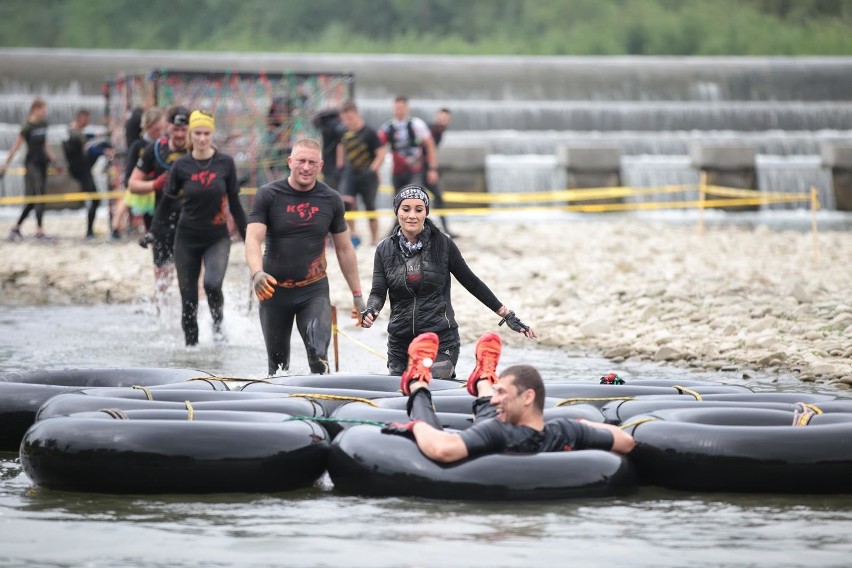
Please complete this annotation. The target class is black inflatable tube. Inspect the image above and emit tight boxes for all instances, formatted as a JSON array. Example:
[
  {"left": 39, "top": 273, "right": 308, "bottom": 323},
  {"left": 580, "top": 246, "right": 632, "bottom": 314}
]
[
  {"left": 69, "top": 409, "right": 297, "bottom": 422},
  {"left": 270, "top": 374, "right": 463, "bottom": 392},
  {"left": 37, "top": 393, "right": 321, "bottom": 421},
  {"left": 633, "top": 392, "right": 836, "bottom": 404},
  {"left": 625, "top": 420, "right": 852, "bottom": 493},
  {"left": 238, "top": 383, "right": 402, "bottom": 414},
  {"left": 628, "top": 407, "right": 796, "bottom": 426},
  {"left": 328, "top": 425, "right": 636, "bottom": 500},
  {"left": 72, "top": 387, "right": 298, "bottom": 403},
  {"left": 0, "top": 368, "right": 212, "bottom": 387},
  {"left": 0, "top": 383, "right": 80, "bottom": 451},
  {"left": 603, "top": 399, "right": 799, "bottom": 424},
  {"left": 542, "top": 383, "right": 751, "bottom": 400},
  {"left": 20, "top": 417, "right": 329, "bottom": 493}
]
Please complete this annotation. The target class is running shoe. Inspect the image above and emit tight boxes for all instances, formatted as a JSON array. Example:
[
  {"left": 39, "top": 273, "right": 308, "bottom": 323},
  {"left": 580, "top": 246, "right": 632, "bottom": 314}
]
[
  {"left": 400, "top": 332, "right": 439, "bottom": 395},
  {"left": 7, "top": 227, "right": 22, "bottom": 242},
  {"left": 466, "top": 332, "right": 502, "bottom": 396}
]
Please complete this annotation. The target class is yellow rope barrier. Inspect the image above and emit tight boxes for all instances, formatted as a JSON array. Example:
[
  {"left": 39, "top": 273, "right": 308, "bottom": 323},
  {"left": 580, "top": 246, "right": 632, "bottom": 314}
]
[{"left": 335, "top": 328, "right": 389, "bottom": 362}]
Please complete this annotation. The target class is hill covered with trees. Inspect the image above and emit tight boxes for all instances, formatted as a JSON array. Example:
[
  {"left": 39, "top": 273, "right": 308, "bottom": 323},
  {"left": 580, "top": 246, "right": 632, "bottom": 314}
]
[{"left": 1, "top": 0, "right": 850, "bottom": 56}]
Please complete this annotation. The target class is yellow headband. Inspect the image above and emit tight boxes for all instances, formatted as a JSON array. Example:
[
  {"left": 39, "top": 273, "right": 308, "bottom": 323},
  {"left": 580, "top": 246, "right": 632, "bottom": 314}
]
[{"left": 189, "top": 110, "right": 215, "bottom": 132}]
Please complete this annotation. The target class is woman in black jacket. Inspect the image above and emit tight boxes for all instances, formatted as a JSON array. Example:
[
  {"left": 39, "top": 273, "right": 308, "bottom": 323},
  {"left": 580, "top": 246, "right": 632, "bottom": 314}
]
[{"left": 361, "top": 185, "right": 535, "bottom": 378}]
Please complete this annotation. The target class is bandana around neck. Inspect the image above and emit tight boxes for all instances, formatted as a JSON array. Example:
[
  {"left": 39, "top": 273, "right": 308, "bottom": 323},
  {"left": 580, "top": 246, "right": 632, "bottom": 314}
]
[{"left": 396, "top": 224, "right": 431, "bottom": 256}]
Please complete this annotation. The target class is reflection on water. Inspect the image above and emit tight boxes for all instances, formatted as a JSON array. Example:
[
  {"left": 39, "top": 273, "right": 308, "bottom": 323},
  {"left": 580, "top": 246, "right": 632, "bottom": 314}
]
[{"left": 1, "top": 303, "right": 851, "bottom": 567}]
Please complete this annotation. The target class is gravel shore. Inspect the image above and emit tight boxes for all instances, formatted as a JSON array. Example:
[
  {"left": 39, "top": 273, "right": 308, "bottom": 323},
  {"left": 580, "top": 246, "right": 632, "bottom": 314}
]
[{"left": 2, "top": 212, "right": 851, "bottom": 387}]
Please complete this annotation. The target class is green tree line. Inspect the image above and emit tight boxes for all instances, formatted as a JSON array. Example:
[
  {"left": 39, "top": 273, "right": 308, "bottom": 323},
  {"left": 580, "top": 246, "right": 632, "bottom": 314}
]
[{"left": 2, "top": 0, "right": 851, "bottom": 55}]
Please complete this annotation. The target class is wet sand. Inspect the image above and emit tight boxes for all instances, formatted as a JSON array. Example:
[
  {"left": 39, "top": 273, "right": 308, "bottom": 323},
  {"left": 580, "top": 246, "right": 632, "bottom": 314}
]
[{"left": 2, "top": 212, "right": 851, "bottom": 387}]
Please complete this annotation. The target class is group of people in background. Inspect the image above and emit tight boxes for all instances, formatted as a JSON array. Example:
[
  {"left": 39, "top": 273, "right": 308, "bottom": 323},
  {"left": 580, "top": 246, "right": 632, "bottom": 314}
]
[{"left": 1, "top": 95, "right": 534, "bottom": 385}]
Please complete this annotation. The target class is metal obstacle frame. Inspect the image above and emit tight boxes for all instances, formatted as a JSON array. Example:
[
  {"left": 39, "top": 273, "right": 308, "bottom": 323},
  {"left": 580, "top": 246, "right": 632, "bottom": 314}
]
[{"left": 103, "top": 69, "right": 355, "bottom": 186}]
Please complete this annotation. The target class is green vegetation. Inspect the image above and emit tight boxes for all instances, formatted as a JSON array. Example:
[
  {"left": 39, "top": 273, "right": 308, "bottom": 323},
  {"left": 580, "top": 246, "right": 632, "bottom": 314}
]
[{"left": 2, "top": 0, "right": 851, "bottom": 55}]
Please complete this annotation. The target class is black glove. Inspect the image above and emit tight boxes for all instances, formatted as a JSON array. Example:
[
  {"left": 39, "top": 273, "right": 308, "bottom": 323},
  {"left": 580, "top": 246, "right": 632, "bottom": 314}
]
[
  {"left": 138, "top": 232, "right": 154, "bottom": 249},
  {"left": 499, "top": 310, "right": 530, "bottom": 334},
  {"left": 360, "top": 307, "right": 379, "bottom": 326},
  {"left": 380, "top": 419, "right": 421, "bottom": 439}
]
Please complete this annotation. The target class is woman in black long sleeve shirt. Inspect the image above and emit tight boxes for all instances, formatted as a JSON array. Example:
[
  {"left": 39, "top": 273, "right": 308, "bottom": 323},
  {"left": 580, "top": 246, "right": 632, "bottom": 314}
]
[
  {"left": 362, "top": 185, "right": 536, "bottom": 378},
  {"left": 150, "top": 110, "right": 247, "bottom": 346}
]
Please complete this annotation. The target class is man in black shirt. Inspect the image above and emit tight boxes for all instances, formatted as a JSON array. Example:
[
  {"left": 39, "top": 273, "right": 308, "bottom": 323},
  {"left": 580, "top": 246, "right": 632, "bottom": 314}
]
[
  {"left": 63, "top": 109, "right": 101, "bottom": 239},
  {"left": 246, "top": 138, "right": 365, "bottom": 375},
  {"left": 384, "top": 332, "right": 636, "bottom": 461}
]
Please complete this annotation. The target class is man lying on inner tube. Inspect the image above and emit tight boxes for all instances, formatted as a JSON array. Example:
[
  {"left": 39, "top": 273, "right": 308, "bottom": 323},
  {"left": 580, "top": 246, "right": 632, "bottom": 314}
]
[{"left": 382, "top": 332, "right": 636, "bottom": 462}]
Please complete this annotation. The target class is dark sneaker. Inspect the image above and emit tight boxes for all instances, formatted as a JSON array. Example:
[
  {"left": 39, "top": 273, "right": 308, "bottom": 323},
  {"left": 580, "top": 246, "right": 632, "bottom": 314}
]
[
  {"left": 466, "top": 332, "right": 502, "bottom": 396},
  {"left": 400, "top": 332, "right": 439, "bottom": 395},
  {"left": 8, "top": 227, "right": 22, "bottom": 242}
]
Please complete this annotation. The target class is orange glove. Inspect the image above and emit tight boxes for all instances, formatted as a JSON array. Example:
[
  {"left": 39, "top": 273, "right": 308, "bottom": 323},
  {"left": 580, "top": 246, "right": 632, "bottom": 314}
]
[{"left": 251, "top": 270, "right": 277, "bottom": 301}]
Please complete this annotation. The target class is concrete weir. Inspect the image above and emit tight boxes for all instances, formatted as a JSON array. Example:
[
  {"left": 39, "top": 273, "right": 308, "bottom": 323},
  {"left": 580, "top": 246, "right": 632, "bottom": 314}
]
[{"left": 2, "top": 49, "right": 852, "bottom": 209}]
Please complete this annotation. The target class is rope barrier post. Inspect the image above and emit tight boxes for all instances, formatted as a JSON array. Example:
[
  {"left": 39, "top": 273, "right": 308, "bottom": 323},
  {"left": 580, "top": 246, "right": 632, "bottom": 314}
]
[
  {"left": 811, "top": 185, "right": 820, "bottom": 264},
  {"left": 331, "top": 305, "right": 340, "bottom": 372},
  {"left": 697, "top": 171, "right": 707, "bottom": 236}
]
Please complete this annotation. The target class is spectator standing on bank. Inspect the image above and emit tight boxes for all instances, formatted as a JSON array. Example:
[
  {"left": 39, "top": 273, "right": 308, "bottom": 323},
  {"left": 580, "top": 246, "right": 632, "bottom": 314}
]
[
  {"left": 426, "top": 107, "right": 455, "bottom": 237},
  {"left": 337, "top": 100, "right": 387, "bottom": 246},
  {"left": 3, "top": 98, "right": 57, "bottom": 241},
  {"left": 63, "top": 109, "right": 102, "bottom": 239}
]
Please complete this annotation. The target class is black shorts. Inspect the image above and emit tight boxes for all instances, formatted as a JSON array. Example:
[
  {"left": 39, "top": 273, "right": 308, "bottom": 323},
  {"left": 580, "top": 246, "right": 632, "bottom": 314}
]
[{"left": 341, "top": 169, "right": 379, "bottom": 211}]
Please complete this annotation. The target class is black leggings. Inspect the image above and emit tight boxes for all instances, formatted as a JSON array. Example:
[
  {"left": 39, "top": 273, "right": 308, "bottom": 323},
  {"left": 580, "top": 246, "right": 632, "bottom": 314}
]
[
  {"left": 72, "top": 168, "right": 99, "bottom": 236},
  {"left": 387, "top": 328, "right": 460, "bottom": 379},
  {"left": 173, "top": 230, "right": 231, "bottom": 346},
  {"left": 258, "top": 279, "right": 331, "bottom": 376},
  {"left": 16, "top": 162, "right": 47, "bottom": 228},
  {"left": 407, "top": 389, "right": 496, "bottom": 428}
]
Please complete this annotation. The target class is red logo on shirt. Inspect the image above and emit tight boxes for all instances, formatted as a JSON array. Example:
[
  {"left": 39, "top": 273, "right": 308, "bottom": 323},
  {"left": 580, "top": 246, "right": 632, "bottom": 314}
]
[
  {"left": 191, "top": 171, "right": 217, "bottom": 187},
  {"left": 287, "top": 202, "right": 320, "bottom": 220}
]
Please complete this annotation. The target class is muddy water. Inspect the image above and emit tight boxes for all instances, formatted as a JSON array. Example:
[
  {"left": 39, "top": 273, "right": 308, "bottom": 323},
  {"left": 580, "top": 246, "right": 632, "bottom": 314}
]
[{"left": 1, "top": 302, "right": 851, "bottom": 567}]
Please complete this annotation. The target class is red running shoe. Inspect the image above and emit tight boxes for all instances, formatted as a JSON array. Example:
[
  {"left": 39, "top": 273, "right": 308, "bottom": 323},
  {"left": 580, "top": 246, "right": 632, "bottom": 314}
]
[
  {"left": 400, "top": 332, "right": 439, "bottom": 395},
  {"left": 466, "top": 332, "right": 502, "bottom": 396}
]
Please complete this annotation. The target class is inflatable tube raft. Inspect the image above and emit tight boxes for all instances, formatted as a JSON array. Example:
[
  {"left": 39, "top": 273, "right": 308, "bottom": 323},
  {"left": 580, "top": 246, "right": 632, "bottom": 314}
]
[
  {"left": 0, "top": 368, "right": 212, "bottom": 387},
  {"left": 625, "top": 418, "right": 852, "bottom": 493},
  {"left": 20, "top": 416, "right": 329, "bottom": 493},
  {"left": 328, "top": 425, "right": 636, "bottom": 500}
]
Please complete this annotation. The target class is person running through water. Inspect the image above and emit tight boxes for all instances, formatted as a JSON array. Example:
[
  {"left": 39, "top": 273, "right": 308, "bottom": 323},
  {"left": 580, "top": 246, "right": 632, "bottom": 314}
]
[
  {"left": 127, "top": 106, "right": 190, "bottom": 308},
  {"left": 245, "top": 138, "right": 365, "bottom": 375},
  {"left": 2, "top": 98, "right": 57, "bottom": 241},
  {"left": 147, "top": 110, "right": 247, "bottom": 346},
  {"left": 382, "top": 331, "right": 636, "bottom": 461}
]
